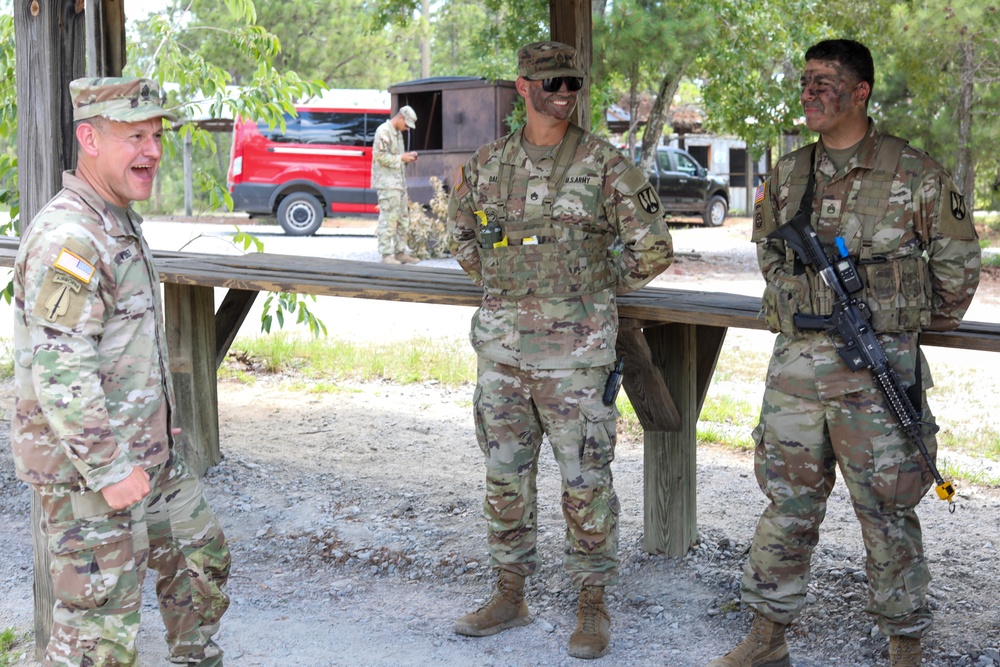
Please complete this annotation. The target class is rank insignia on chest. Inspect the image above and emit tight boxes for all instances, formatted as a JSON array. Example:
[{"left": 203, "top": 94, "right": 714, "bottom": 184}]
[
  {"left": 821, "top": 199, "right": 841, "bottom": 217},
  {"left": 53, "top": 248, "right": 96, "bottom": 284}
]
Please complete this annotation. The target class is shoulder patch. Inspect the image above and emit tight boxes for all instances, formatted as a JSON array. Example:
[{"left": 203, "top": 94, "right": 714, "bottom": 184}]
[
  {"left": 939, "top": 188, "right": 977, "bottom": 240},
  {"left": 54, "top": 248, "right": 96, "bottom": 284},
  {"left": 611, "top": 163, "right": 651, "bottom": 196}
]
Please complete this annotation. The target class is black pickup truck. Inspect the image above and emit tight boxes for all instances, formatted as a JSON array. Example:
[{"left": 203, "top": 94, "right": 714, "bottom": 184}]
[{"left": 646, "top": 147, "right": 730, "bottom": 227}]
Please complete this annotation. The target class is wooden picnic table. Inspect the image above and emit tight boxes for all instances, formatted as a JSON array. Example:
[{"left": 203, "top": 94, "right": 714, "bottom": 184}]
[{"left": 3, "top": 236, "right": 998, "bottom": 555}]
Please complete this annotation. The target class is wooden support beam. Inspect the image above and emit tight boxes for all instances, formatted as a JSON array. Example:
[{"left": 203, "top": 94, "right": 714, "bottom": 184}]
[
  {"left": 617, "top": 318, "right": 680, "bottom": 431},
  {"left": 695, "top": 325, "right": 727, "bottom": 415},
  {"left": 215, "top": 289, "right": 258, "bottom": 369},
  {"left": 549, "top": 0, "right": 592, "bottom": 130},
  {"left": 165, "top": 284, "right": 221, "bottom": 476},
  {"left": 15, "top": 1, "right": 87, "bottom": 657},
  {"left": 642, "top": 323, "right": 698, "bottom": 556},
  {"left": 85, "top": 0, "right": 126, "bottom": 76}
]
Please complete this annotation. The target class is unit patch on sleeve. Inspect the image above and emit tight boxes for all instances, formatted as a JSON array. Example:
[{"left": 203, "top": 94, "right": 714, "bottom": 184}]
[
  {"left": 636, "top": 186, "right": 660, "bottom": 215},
  {"left": 54, "top": 248, "right": 96, "bottom": 284}
]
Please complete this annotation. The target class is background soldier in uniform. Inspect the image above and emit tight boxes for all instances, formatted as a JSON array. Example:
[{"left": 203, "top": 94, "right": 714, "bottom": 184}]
[
  {"left": 372, "top": 104, "right": 420, "bottom": 265},
  {"left": 705, "top": 40, "right": 981, "bottom": 667},
  {"left": 447, "top": 41, "right": 673, "bottom": 660},
  {"left": 12, "top": 78, "right": 231, "bottom": 666}
]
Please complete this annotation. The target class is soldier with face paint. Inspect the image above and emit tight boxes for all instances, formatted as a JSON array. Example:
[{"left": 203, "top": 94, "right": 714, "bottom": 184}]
[
  {"left": 447, "top": 41, "right": 673, "bottom": 660},
  {"left": 705, "top": 40, "right": 981, "bottom": 667},
  {"left": 13, "top": 78, "right": 230, "bottom": 667}
]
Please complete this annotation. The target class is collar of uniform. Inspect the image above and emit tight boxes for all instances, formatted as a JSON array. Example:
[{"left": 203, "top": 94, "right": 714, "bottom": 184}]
[
  {"left": 500, "top": 127, "right": 527, "bottom": 166},
  {"left": 817, "top": 118, "right": 880, "bottom": 179},
  {"left": 61, "top": 170, "right": 140, "bottom": 238}
]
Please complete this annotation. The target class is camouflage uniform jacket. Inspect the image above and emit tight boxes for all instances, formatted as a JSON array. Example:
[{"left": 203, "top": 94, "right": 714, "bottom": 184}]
[
  {"left": 371, "top": 120, "right": 407, "bottom": 191},
  {"left": 448, "top": 125, "right": 674, "bottom": 370},
  {"left": 12, "top": 171, "right": 174, "bottom": 489},
  {"left": 752, "top": 120, "right": 981, "bottom": 400}
]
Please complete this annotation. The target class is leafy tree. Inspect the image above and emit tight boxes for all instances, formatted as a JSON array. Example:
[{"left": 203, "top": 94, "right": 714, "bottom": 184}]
[
  {"left": 880, "top": 0, "right": 1000, "bottom": 211},
  {"left": 594, "top": 0, "right": 716, "bottom": 171},
  {"left": 152, "top": 0, "right": 420, "bottom": 89}
]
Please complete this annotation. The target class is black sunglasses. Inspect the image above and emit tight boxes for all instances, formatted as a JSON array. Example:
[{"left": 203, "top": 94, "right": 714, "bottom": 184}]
[{"left": 540, "top": 77, "right": 584, "bottom": 93}]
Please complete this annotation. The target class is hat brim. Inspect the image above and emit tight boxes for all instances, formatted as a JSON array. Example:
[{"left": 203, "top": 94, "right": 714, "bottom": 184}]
[
  {"left": 76, "top": 108, "right": 179, "bottom": 124},
  {"left": 524, "top": 67, "right": 585, "bottom": 80},
  {"left": 404, "top": 118, "right": 416, "bottom": 129}
]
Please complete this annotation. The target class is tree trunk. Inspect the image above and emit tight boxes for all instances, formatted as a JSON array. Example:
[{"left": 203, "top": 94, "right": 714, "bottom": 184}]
[
  {"left": 955, "top": 38, "right": 976, "bottom": 212},
  {"left": 419, "top": 0, "right": 431, "bottom": 79},
  {"left": 638, "top": 69, "right": 682, "bottom": 175}
]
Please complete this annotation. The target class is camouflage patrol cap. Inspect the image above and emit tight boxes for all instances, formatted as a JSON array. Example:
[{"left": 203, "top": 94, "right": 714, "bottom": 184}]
[
  {"left": 517, "top": 41, "right": 584, "bottom": 80},
  {"left": 70, "top": 77, "right": 178, "bottom": 123}
]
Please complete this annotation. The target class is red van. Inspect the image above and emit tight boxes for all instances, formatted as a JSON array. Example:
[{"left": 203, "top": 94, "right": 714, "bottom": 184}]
[{"left": 227, "top": 91, "right": 390, "bottom": 235}]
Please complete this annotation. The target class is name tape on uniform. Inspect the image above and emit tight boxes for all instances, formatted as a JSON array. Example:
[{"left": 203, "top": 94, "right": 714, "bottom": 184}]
[{"left": 54, "top": 248, "right": 96, "bottom": 284}]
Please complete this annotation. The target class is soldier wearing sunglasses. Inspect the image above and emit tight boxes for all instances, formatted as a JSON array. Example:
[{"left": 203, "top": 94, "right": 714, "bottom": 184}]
[{"left": 448, "top": 41, "right": 674, "bottom": 660}]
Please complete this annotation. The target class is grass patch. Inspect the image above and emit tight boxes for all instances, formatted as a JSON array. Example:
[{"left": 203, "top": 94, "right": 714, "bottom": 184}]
[
  {"left": 0, "top": 627, "right": 26, "bottom": 667},
  {"left": 0, "top": 340, "right": 14, "bottom": 381},
  {"left": 224, "top": 333, "right": 476, "bottom": 386},
  {"left": 938, "top": 458, "right": 1000, "bottom": 488}
]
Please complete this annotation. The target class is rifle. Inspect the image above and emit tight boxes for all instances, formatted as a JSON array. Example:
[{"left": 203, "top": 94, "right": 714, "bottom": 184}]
[{"left": 768, "top": 212, "right": 956, "bottom": 510}]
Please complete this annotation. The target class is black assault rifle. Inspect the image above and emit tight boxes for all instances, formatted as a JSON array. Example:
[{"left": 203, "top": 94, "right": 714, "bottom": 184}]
[{"left": 768, "top": 214, "right": 956, "bottom": 509}]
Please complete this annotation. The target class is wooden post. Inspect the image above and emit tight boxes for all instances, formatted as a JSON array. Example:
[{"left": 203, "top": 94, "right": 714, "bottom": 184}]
[
  {"left": 641, "top": 323, "right": 728, "bottom": 556},
  {"left": 550, "top": 0, "right": 592, "bottom": 131},
  {"left": 164, "top": 284, "right": 221, "bottom": 476},
  {"left": 15, "top": 1, "right": 86, "bottom": 657}
]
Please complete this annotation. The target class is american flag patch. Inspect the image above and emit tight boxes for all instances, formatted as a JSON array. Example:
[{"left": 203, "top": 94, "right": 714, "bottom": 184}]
[
  {"left": 54, "top": 248, "right": 96, "bottom": 284},
  {"left": 754, "top": 182, "right": 766, "bottom": 206}
]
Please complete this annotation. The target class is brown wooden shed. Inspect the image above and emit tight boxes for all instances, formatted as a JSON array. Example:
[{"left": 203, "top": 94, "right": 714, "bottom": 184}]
[{"left": 389, "top": 76, "right": 518, "bottom": 203}]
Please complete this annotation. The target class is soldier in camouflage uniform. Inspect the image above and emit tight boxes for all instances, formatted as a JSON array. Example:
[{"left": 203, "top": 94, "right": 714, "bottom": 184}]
[
  {"left": 447, "top": 42, "right": 674, "bottom": 660},
  {"left": 372, "top": 105, "right": 420, "bottom": 264},
  {"left": 705, "top": 40, "right": 981, "bottom": 667},
  {"left": 13, "top": 78, "right": 230, "bottom": 667}
]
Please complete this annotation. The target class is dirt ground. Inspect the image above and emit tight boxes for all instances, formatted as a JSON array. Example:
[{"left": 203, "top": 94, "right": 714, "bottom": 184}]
[{"left": 1, "top": 218, "right": 998, "bottom": 667}]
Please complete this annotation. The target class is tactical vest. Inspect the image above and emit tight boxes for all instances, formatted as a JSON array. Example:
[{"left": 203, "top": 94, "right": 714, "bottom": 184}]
[
  {"left": 475, "top": 125, "right": 616, "bottom": 298},
  {"left": 785, "top": 135, "right": 932, "bottom": 332}
]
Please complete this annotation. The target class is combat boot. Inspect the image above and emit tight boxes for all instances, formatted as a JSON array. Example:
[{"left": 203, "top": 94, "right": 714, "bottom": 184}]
[
  {"left": 705, "top": 609, "right": 790, "bottom": 667},
  {"left": 381, "top": 254, "right": 401, "bottom": 264},
  {"left": 567, "top": 585, "right": 611, "bottom": 659},
  {"left": 454, "top": 570, "right": 532, "bottom": 637},
  {"left": 395, "top": 252, "right": 420, "bottom": 264},
  {"left": 889, "top": 636, "right": 921, "bottom": 667}
]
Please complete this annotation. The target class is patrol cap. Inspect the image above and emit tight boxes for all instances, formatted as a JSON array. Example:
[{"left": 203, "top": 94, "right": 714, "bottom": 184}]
[
  {"left": 398, "top": 105, "right": 417, "bottom": 129},
  {"left": 517, "top": 41, "right": 584, "bottom": 80},
  {"left": 70, "top": 77, "right": 178, "bottom": 123}
]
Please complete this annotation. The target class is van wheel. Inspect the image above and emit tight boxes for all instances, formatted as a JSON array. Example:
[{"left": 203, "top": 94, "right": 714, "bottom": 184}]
[
  {"left": 703, "top": 195, "right": 727, "bottom": 227},
  {"left": 277, "top": 193, "right": 324, "bottom": 236}
]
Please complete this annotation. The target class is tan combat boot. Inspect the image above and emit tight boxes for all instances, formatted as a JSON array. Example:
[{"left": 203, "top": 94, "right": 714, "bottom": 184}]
[
  {"left": 567, "top": 585, "right": 611, "bottom": 659},
  {"left": 381, "top": 254, "right": 401, "bottom": 264},
  {"left": 705, "top": 609, "right": 791, "bottom": 667},
  {"left": 889, "top": 636, "right": 921, "bottom": 667},
  {"left": 394, "top": 252, "right": 420, "bottom": 264},
  {"left": 454, "top": 571, "right": 532, "bottom": 637}
]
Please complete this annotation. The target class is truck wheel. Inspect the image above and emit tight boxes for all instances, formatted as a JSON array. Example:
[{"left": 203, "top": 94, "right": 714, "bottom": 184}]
[
  {"left": 703, "top": 195, "right": 727, "bottom": 227},
  {"left": 277, "top": 193, "right": 324, "bottom": 236}
]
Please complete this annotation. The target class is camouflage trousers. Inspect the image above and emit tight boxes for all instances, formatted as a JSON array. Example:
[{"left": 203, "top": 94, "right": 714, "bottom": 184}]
[
  {"left": 376, "top": 188, "right": 410, "bottom": 256},
  {"left": 741, "top": 384, "right": 936, "bottom": 637},
  {"left": 37, "top": 450, "right": 230, "bottom": 666},
  {"left": 472, "top": 359, "right": 620, "bottom": 589}
]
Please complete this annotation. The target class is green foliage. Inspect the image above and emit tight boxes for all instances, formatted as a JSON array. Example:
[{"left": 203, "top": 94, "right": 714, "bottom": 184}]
[
  {"left": 0, "top": 626, "right": 26, "bottom": 667},
  {"left": 261, "top": 293, "right": 327, "bottom": 338},
  {"left": 226, "top": 333, "right": 476, "bottom": 385}
]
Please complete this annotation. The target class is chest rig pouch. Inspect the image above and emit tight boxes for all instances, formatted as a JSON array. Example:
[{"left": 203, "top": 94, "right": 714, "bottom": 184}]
[
  {"left": 478, "top": 125, "right": 615, "bottom": 298},
  {"left": 779, "top": 136, "right": 931, "bottom": 333}
]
